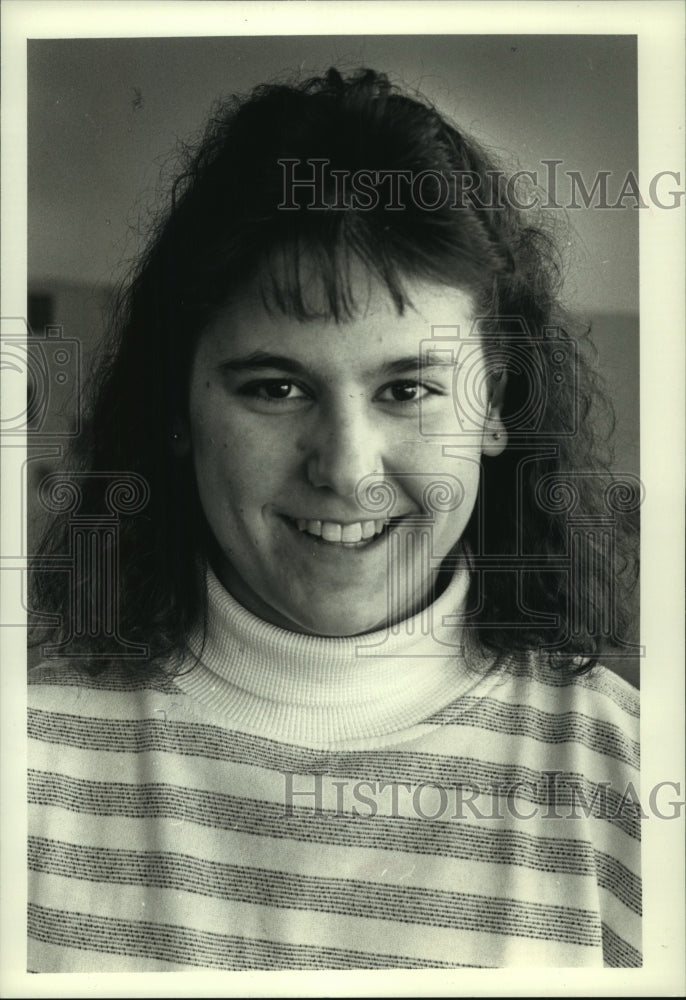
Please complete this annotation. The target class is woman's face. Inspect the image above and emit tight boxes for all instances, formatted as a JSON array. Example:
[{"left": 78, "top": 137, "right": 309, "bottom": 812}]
[{"left": 188, "top": 273, "right": 506, "bottom": 635}]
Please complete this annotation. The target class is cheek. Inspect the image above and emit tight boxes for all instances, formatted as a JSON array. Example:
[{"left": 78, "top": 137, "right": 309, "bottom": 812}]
[
  {"left": 449, "top": 461, "right": 482, "bottom": 528},
  {"left": 190, "top": 413, "right": 298, "bottom": 521},
  {"left": 428, "top": 465, "right": 482, "bottom": 555},
  {"left": 398, "top": 442, "right": 482, "bottom": 506}
]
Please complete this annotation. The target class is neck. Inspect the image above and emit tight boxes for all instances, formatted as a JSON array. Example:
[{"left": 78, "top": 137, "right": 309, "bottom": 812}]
[{"left": 173, "top": 561, "right": 492, "bottom": 746}]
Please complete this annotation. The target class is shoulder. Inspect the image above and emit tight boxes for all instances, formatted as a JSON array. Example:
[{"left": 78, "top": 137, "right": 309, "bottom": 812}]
[
  {"left": 471, "top": 652, "right": 640, "bottom": 777},
  {"left": 532, "top": 656, "right": 639, "bottom": 734},
  {"left": 573, "top": 661, "right": 639, "bottom": 712},
  {"left": 29, "top": 659, "right": 181, "bottom": 690},
  {"left": 28, "top": 659, "right": 194, "bottom": 782},
  {"left": 28, "top": 659, "right": 182, "bottom": 716},
  {"left": 504, "top": 652, "right": 639, "bottom": 724},
  {"left": 529, "top": 658, "right": 640, "bottom": 797}
]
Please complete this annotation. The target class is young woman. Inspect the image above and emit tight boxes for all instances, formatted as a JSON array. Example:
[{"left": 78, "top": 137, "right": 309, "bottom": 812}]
[{"left": 28, "top": 68, "right": 640, "bottom": 969}]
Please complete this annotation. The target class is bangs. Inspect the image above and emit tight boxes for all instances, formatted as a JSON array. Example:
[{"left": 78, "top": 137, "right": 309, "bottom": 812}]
[
  {"left": 256, "top": 231, "right": 409, "bottom": 323},
  {"left": 253, "top": 212, "right": 492, "bottom": 324}
]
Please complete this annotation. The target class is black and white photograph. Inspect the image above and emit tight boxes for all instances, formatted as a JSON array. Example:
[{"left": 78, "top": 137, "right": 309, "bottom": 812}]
[{"left": 1, "top": 0, "right": 684, "bottom": 994}]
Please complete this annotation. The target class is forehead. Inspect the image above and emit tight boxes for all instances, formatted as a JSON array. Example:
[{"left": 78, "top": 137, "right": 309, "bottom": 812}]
[{"left": 198, "top": 276, "right": 477, "bottom": 372}]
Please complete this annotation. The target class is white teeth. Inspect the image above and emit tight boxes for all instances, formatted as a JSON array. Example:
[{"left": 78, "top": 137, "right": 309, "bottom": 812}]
[
  {"left": 293, "top": 517, "right": 391, "bottom": 544},
  {"left": 321, "top": 522, "right": 342, "bottom": 542},
  {"left": 341, "top": 522, "right": 362, "bottom": 543}
]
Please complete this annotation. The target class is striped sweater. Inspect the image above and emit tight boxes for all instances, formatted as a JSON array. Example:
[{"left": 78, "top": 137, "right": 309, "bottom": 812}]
[{"left": 28, "top": 567, "right": 641, "bottom": 970}]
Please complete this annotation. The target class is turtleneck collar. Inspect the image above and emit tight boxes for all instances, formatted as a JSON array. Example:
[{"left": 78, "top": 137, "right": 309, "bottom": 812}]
[{"left": 173, "top": 562, "right": 493, "bottom": 747}]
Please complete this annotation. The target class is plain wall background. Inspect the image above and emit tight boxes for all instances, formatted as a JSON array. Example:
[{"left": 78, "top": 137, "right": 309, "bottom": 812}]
[
  {"left": 28, "top": 34, "right": 639, "bottom": 311},
  {"left": 26, "top": 34, "right": 640, "bottom": 681}
]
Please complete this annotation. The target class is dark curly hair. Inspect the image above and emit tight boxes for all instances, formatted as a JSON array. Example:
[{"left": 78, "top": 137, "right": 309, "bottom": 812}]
[{"left": 30, "top": 67, "right": 639, "bottom": 672}]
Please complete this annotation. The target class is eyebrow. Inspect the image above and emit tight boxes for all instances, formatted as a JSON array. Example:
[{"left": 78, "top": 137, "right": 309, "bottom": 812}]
[{"left": 218, "top": 350, "right": 457, "bottom": 377}]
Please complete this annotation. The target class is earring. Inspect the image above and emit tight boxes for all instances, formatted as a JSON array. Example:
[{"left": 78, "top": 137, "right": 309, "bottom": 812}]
[
  {"left": 170, "top": 424, "right": 189, "bottom": 456},
  {"left": 492, "top": 431, "right": 502, "bottom": 441}
]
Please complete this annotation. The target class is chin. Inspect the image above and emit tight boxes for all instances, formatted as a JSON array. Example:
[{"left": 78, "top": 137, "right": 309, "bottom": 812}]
[
  {"left": 276, "top": 582, "right": 435, "bottom": 636},
  {"left": 288, "top": 603, "right": 389, "bottom": 638}
]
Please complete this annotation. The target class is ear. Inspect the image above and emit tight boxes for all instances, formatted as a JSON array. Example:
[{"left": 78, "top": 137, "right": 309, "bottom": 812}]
[{"left": 481, "top": 368, "right": 508, "bottom": 457}]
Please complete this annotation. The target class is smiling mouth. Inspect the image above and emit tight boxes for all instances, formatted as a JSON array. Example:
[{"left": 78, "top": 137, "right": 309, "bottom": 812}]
[{"left": 282, "top": 515, "right": 406, "bottom": 548}]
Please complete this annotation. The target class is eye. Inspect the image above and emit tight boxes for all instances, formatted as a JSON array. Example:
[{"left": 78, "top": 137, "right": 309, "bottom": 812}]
[
  {"left": 376, "top": 380, "right": 433, "bottom": 403},
  {"left": 240, "top": 379, "right": 310, "bottom": 402},
  {"left": 234, "top": 378, "right": 313, "bottom": 412}
]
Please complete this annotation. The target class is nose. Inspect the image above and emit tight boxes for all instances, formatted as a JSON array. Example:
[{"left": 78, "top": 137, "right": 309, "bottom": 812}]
[{"left": 306, "top": 400, "right": 382, "bottom": 499}]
